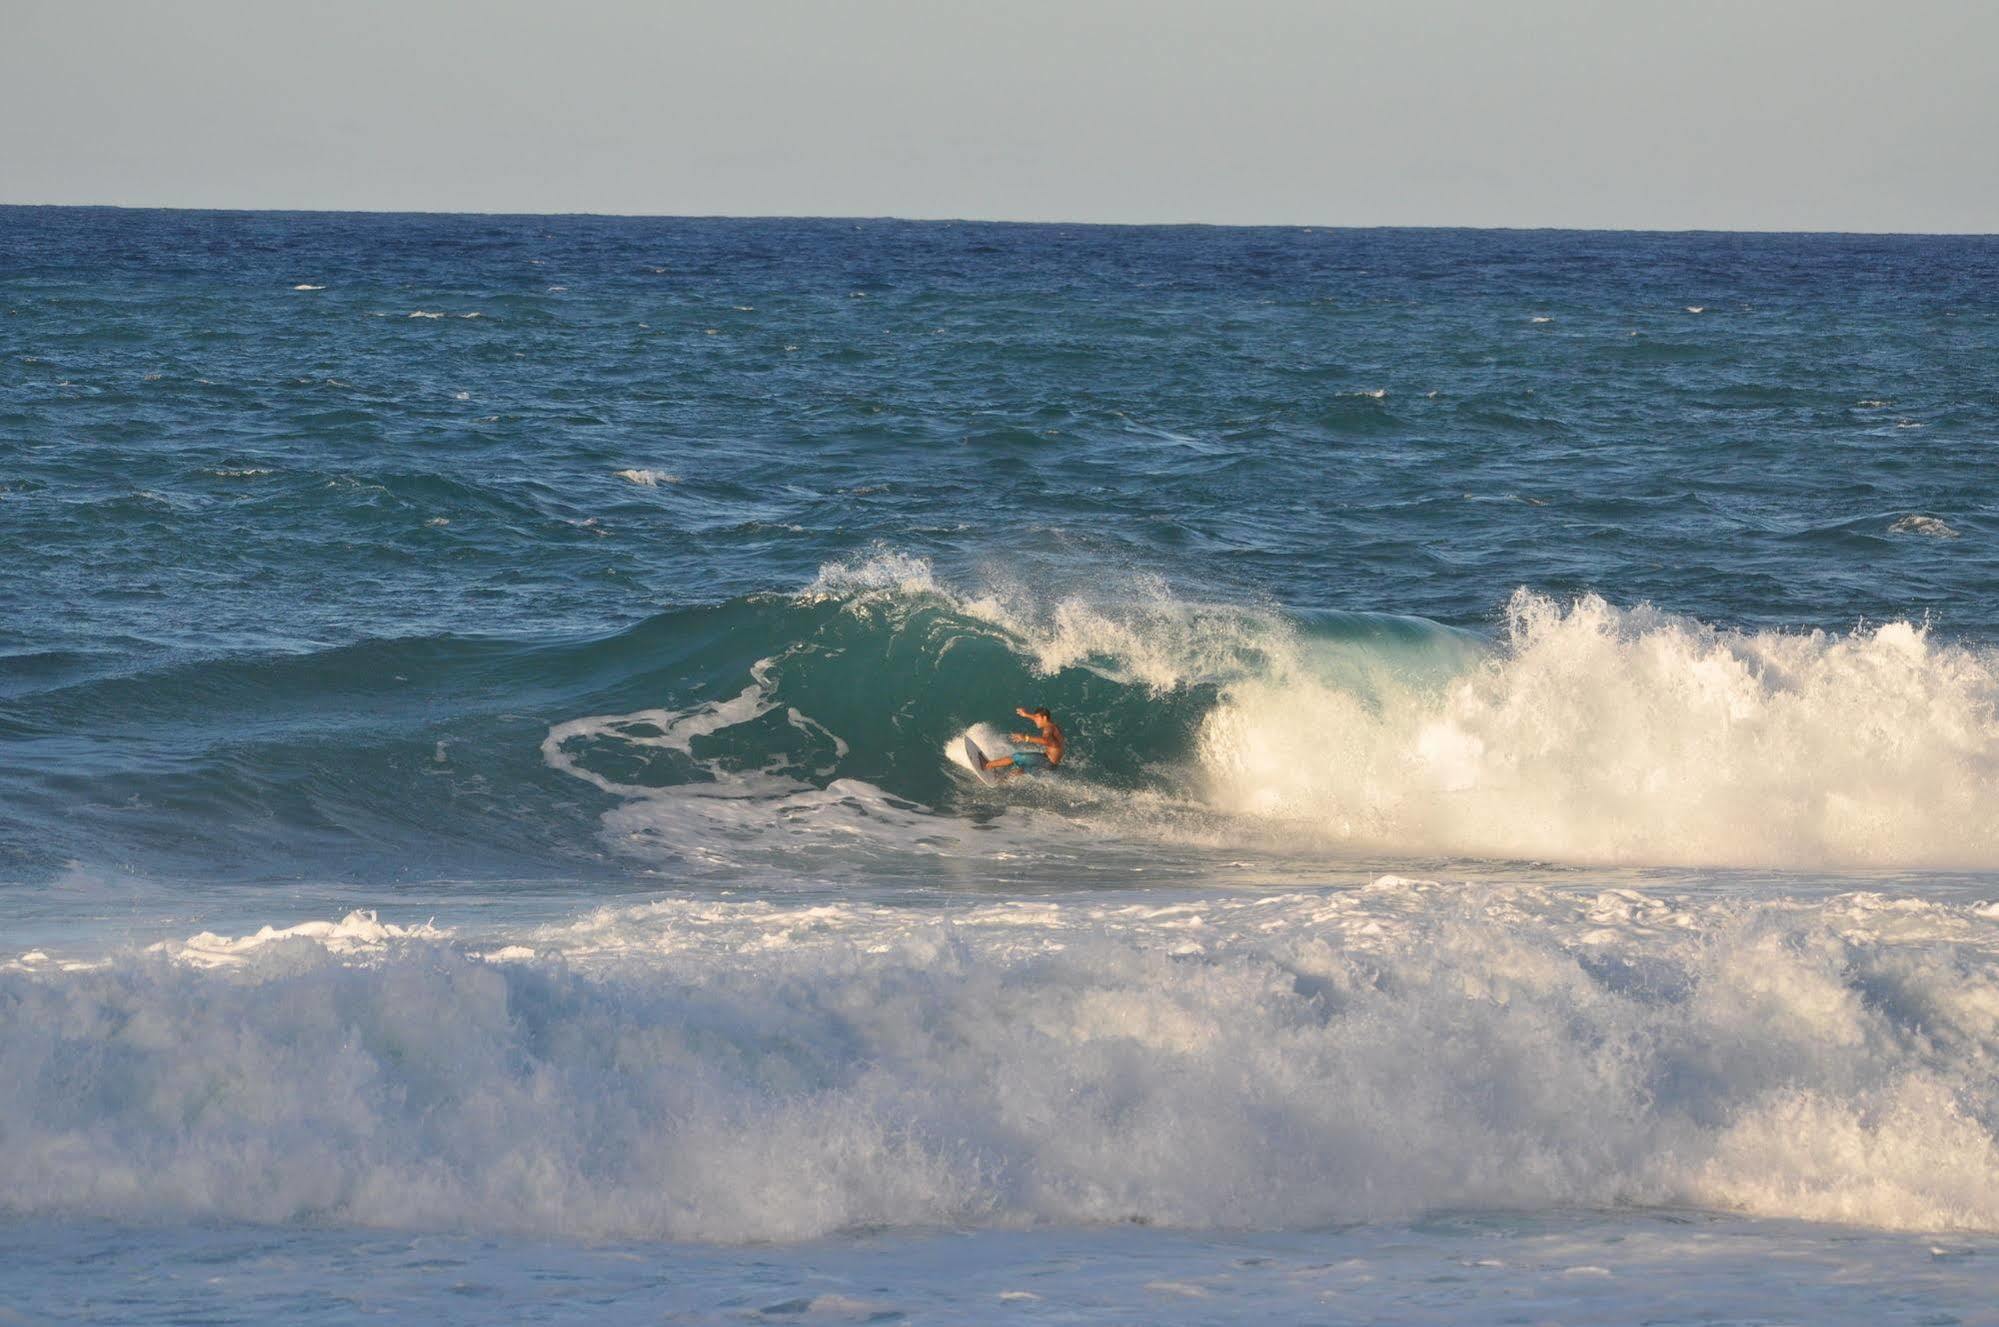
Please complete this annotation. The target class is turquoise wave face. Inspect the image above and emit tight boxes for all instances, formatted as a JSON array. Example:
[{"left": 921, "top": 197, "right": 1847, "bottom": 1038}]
[{"left": 0, "top": 565, "right": 1487, "bottom": 880}]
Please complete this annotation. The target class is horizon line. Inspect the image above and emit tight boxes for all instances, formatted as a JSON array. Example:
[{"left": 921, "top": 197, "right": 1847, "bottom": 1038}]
[{"left": 2, "top": 200, "right": 1993, "bottom": 242}]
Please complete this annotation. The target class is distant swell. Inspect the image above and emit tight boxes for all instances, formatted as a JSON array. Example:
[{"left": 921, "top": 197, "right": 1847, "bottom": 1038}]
[{"left": 5, "top": 881, "right": 1997, "bottom": 1240}]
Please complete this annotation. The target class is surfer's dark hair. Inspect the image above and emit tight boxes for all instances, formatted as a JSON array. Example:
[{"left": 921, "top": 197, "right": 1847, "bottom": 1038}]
[{"left": 1031, "top": 707, "right": 1052, "bottom": 720}]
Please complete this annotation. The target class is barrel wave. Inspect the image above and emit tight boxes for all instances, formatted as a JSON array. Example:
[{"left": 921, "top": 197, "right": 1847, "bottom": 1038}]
[{"left": 7, "top": 553, "right": 1999, "bottom": 881}]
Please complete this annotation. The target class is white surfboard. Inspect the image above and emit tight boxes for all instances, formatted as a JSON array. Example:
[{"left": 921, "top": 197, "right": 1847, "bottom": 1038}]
[
  {"left": 947, "top": 723, "right": 1014, "bottom": 785},
  {"left": 963, "top": 735, "right": 1001, "bottom": 785}
]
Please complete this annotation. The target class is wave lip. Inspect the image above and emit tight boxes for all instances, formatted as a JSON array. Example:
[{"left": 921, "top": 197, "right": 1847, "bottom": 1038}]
[{"left": 5, "top": 878, "right": 1998, "bottom": 1242}]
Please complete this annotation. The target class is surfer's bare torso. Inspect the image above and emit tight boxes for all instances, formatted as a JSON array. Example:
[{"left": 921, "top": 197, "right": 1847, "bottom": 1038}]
[{"left": 986, "top": 707, "right": 1063, "bottom": 774}]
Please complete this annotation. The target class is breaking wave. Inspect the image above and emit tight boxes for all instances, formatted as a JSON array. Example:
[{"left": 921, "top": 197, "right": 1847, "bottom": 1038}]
[
  {"left": 8, "top": 553, "right": 1999, "bottom": 878},
  {"left": 6, "top": 879, "right": 1998, "bottom": 1240},
  {"left": 547, "top": 556, "right": 1999, "bottom": 872},
  {"left": 1194, "top": 589, "right": 1999, "bottom": 868}
]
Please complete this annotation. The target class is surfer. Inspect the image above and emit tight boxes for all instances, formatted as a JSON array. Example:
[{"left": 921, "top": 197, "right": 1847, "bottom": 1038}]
[{"left": 986, "top": 706, "right": 1064, "bottom": 775}]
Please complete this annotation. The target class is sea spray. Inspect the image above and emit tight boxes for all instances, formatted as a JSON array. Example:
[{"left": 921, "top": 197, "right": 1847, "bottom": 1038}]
[
  {"left": 1195, "top": 589, "right": 1999, "bottom": 867},
  {"left": 6, "top": 880, "right": 1998, "bottom": 1240}
]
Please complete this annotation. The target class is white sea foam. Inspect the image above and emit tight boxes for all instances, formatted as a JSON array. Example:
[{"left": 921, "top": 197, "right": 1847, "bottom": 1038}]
[
  {"left": 614, "top": 468, "right": 677, "bottom": 486},
  {"left": 804, "top": 548, "right": 943, "bottom": 600},
  {"left": 542, "top": 665, "right": 988, "bottom": 868},
  {"left": 1191, "top": 590, "right": 1999, "bottom": 868},
  {"left": 6, "top": 879, "right": 1998, "bottom": 1241},
  {"left": 292, "top": 283, "right": 325, "bottom": 291},
  {"left": 1891, "top": 514, "right": 1959, "bottom": 539},
  {"left": 156, "top": 909, "right": 443, "bottom": 969}
]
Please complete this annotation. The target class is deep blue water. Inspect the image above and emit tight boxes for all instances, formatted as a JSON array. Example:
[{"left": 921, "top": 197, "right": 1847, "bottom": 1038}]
[{"left": 3, "top": 207, "right": 1997, "bottom": 883}]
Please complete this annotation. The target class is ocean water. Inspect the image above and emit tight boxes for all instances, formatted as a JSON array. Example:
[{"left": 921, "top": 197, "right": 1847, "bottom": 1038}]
[{"left": 4, "top": 206, "right": 1999, "bottom": 1322}]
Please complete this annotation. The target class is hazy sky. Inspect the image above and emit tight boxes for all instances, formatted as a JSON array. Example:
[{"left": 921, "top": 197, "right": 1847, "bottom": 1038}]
[{"left": 5, "top": 0, "right": 1994, "bottom": 231}]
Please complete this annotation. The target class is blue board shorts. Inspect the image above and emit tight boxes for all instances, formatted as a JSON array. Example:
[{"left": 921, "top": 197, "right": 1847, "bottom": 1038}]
[{"left": 1011, "top": 750, "right": 1052, "bottom": 770}]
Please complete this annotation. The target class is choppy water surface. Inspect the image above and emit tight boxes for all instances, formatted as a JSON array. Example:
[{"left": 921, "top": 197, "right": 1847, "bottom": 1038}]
[{"left": 4, "top": 207, "right": 1999, "bottom": 1322}]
